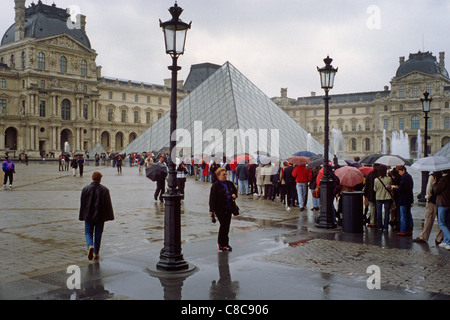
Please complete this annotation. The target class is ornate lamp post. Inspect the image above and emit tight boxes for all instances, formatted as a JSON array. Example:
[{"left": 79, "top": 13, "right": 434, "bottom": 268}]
[
  {"left": 156, "top": 2, "right": 192, "bottom": 272},
  {"left": 315, "top": 56, "right": 338, "bottom": 229},
  {"left": 418, "top": 91, "right": 432, "bottom": 202}
]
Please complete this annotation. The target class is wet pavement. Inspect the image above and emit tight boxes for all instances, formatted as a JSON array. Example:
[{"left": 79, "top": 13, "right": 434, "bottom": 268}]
[{"left": 0, "top": 161, "right": 449, "bottom": 301}]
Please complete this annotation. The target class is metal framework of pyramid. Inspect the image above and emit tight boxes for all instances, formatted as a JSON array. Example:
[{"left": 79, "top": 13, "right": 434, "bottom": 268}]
[
  {"left": 434, "top": 142, "right": 450, "bottom": 157},
  {"left": 121, "top": 62, "right": 325, "bottom": 160}
]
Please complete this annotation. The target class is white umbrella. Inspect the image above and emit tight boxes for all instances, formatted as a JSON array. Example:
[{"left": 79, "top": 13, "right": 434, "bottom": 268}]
[
  {"left": 411, "top": 156, "right": 450, "bottom": 172},
  {"left": 374, "top": 155, "right": 405, "bottom": 166}
]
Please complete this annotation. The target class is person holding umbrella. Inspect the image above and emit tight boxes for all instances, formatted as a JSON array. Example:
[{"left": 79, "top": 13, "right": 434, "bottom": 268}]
[
  {"left": 154, "top": 154, "right": 168, "bottom": 202},
  {"left": 373, "top": 165, "right": 393, "bottom": 231}
]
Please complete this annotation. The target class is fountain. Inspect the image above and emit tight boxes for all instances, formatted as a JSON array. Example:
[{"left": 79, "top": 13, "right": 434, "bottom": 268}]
[
  {"left": 391, "top": 131, "right": 410, "bottom": 159},
  {"left": 64, "top": 141, "right": 71, "bottom": 153},
  {"left": 382, "top": 129, "right": 387, "bottom": 154},
  {"left": 306, "top": 133, "right": 312, "bottom": 152},
  {"left": 417, "top": 129, "right": 422, "bottom": 159},
  {"left": 331, "top": 129, "right": 343, "bottom": 157}
]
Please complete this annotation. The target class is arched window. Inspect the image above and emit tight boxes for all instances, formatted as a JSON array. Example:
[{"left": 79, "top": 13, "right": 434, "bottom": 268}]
[
  {"left": 37, "top": 52, "right": 45, "bottom": 70},
  {"left": 61, "top": 99, "right": 71, "bottom": 120},
  {"left": 411, "top": 116, "right": 420, "bottom": 129},
  {"left": 80, "top": 60, "right": 87, "bottom": 76},
  {"left": 364, "top": 138, "right": 371, "bottom": 151},
  {"left": 60, "top": 56, "right": 67, "bottom": 73},
  {"left": 350, "top": 138, "right": 357, "bottom": 151}
]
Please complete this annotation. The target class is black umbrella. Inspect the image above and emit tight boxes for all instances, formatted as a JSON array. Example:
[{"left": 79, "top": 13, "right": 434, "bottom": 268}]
[
  {"left": 358, "top": 154, "right": 384, "bottom": 166},
  {"left": 306, "top": 157, "right": 325, "bottom": 169},
  {"left": 145, "top": 163, "right": 168, "bottom": 182},
  {"left": 359, "top": 154, "right": 411, "bottom": 166}
]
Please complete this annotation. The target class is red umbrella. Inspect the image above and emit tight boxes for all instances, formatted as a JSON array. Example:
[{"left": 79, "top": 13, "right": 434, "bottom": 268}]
[
  {"left": 287, "top": 156, "right": 311, "bottom": 165},
  {"left": 334, "top": 166, "right": 364, "bottom": 187},
  {"left": 232, "top": 154, "right": 252, "bottom": 164},
  {"left": 359, "top": 166, "right": 374, "bottom": 177}
]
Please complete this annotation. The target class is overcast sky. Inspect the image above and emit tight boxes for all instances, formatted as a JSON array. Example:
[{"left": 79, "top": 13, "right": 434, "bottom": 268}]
[{"left": 1, "top": 0, "right": 449, "bottom": 98}]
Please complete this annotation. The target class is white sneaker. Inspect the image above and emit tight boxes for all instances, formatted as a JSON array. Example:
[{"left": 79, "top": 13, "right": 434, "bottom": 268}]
[
  {"left": 446, "top": 244, "right": 450, "bottom": 250},
  {"left": 439, "top": 242, "right": 448, "bottom": 248},
  {"left": 9, "top": 185, "right": 12, "bottom": 189}
]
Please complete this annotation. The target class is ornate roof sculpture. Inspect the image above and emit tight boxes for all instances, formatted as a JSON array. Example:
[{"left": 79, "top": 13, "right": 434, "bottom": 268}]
[{"left": 1, "top": 1, "right": 91, "bottom": 48}]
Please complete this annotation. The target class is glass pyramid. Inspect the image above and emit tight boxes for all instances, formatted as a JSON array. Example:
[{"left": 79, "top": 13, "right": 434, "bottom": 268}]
[{"left": 121, "top": 62, "right": 326, "bottom": 160}]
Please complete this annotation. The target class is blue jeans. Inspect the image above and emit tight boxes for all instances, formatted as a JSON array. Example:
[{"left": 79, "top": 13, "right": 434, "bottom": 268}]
[
  {"left": 239, "top": 180, "right": 249, "bottom": 195},
  {"left": 85, "top": 221, "right": 105, "bottom": 254},
  {"left": 296, "top": 182, "right": 308, "bottom": 208},
  {"left": 438, "top": 206, "right": 450, "bottom": 244},
  {"left": 376, "top": 199, "right": 390, "bottom": 229},
  {"left": 231, "top": 171, "right": 237, "bottom": 185},
  {"left": 312, "top": 195, "right": 320, "bottom": 208},
  {"left": 399, "top": 205, "right": 413, "bottom": 233}
]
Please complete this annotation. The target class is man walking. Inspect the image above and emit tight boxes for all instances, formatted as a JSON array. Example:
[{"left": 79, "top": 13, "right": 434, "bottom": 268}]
[
  {"left": 79, "top": 172, "right": 114, "bottom": 260},
  {"left": 2, "top": 155, "right": 15, "bottom": 190}
]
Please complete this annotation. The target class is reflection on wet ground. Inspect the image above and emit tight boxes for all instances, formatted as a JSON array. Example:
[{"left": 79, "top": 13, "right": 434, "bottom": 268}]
[{"left": 0, "top": 162, "right": 448, "bottom": 300}]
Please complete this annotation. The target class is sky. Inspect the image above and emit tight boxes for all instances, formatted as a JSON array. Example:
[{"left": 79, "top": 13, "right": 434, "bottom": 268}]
[{"left": 1, "top": 0, "right": 450, "bottom": 99}]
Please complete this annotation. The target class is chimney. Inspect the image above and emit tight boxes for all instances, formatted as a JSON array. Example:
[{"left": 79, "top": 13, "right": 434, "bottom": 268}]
[
  {"left": 311, "top": 91, "right": 316, "bottom": 97},
  {"left": 80, "top": 15, "right": 86, "bottom": 32},
  {"left": 399, "top": 56, "right": 405, "bottom": 66},
  {"left": 14, "top": 0, "right": 26, "bottom": 42},
  {"left": 281, "top": 88, "right": 287, "bottom": 98},
  {"left": 439, "top": 52, "right": 445, "bottom": 73}
]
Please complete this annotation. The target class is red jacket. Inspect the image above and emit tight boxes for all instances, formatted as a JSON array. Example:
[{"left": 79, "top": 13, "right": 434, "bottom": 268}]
[{"left": 292, "top": 164, "right": 312, "bottom": 183}]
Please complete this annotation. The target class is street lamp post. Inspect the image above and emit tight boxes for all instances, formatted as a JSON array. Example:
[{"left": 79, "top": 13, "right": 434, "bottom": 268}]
[
  {"left": 316, "top": 56, "right": 338, "bottom": 229},
  {"left": 418, "top": 91, "right": 432, "bottom": 203},
  {"left": 156, "top": 2, "right": 192, "bottom": 272}
]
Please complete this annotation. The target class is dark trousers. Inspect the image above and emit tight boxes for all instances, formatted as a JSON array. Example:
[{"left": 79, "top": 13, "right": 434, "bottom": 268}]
[
  {"left": 177, "top": 178, "right": 186, "bottom": 199},
  {"left": 3, "top": 171, "right": 13, "bottom": 185},
  {"left": 285, "top": 184, "right": 296, "bottom": 205},
  {"left": 217, "top": 211, "right": 232, "bottom": 247},
  {"left": 155, "top": 179, "right": 165, "bottom": 200}
]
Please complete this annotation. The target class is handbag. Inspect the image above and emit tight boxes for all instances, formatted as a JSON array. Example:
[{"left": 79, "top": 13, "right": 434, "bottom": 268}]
[
  {"left": 312, "top": 187, "right": 320, "bottom": 198},
  {"left": 232, "top": 199, "right": 240, "bottom": 216}
]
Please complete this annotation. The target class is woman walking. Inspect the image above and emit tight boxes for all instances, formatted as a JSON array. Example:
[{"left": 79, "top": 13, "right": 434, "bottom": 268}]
[{"left": 209, "top": 168, "right": 238, "bottom": 251}]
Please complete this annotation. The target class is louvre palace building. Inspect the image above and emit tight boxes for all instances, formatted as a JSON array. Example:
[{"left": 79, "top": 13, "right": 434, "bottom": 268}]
[
  {"left": 0, "top": 0, "right": 188, "bottom": 157},
  {"left": 273, "top": 51, "right": 450, "bottom": 159}
]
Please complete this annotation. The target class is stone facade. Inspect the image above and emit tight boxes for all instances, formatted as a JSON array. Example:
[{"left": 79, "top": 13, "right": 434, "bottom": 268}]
[
  {"left": 0, "top": 1, "right": 187, "bottom": 157},
  {"left": 274, "top": 52, "right": 450, "bottom": 160}
]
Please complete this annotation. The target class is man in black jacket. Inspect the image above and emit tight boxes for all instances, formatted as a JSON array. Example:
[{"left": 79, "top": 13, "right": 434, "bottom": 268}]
[{"left": 79, "top": 171, "right": 114, "bottom": 260}]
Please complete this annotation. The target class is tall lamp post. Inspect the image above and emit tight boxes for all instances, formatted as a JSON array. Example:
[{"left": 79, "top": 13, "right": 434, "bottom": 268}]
[
  {"left": 418, "top": 91, "right": 432, "bottom": 203},
  {"left": 316, "top": 56, "right": 338, "bottom": 229},
  {"left": 156, "top": 2, "right": 192, "bottom": 272}
]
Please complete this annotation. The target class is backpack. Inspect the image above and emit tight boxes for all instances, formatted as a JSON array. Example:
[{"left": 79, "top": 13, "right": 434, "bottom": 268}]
[{"left": 6, "top": 161, "right": 14, "bottom": 171}]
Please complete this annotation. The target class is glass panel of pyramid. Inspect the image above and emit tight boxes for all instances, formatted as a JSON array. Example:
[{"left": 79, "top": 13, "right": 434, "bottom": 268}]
[{"left": 121, "top": 62, "right": 326, "bottom": 160}]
